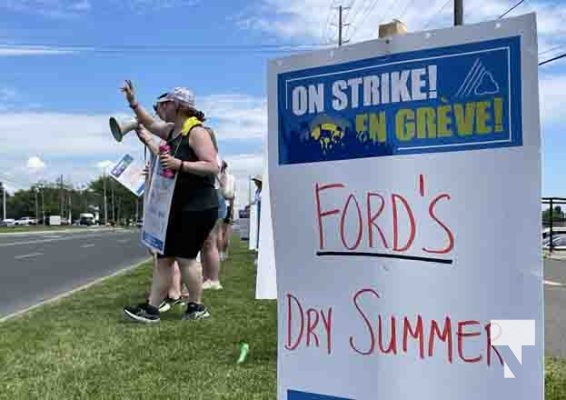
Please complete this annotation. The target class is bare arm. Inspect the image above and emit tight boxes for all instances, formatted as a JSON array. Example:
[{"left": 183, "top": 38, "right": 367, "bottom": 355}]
[
  {"left": 157, "top": 126, "right": 220, "bottom": 177},
  {"left": 121, "top": 79, "right": 173, "bottom": 140},
  {"left": 182, "top": 126, "right": 220, "bottom": 176},
  {"left": 135, "top": 126, "right": 160, "bottom": 156}
]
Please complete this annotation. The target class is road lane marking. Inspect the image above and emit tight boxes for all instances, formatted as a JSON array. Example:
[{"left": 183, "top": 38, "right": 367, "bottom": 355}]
[
  {"left": 14, "top": 252, "right": 43, "bottom": 260},
  {"left": 544, "top": 280, "right": 564, "bottom": 287},
  {"left": 81, "top": 244, "right": 95, "bottom": 248},
  {"left": 0, "top": 231, "right": 134, "bottom": 248},
  {"left": 0, "top": 257, "right": 151, "bottom": 323},
  {"left": 116, "top": 239, "right": 130, "bottom": 243}
]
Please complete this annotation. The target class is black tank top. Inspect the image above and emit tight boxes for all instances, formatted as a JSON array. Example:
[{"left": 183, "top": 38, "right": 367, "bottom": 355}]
[{"left": 166, "top": 126, "right": 219, "bottom": 212}]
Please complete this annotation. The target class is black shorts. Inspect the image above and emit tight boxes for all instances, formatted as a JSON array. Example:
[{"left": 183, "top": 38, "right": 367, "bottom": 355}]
[
  {"left": 223, "top": 205, "right": 233, "bottom": 224},
  {"left": 157, "top": 207, "right": 218, "bottom": 259}
]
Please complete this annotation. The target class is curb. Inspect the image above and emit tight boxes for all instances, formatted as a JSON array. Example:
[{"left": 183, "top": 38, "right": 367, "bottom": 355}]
[{"left": 0, "top": 257, "right": 151, "bottom": 323}]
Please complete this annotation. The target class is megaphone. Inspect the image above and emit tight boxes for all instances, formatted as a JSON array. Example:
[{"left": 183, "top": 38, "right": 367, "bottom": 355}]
[{"left": 109, "top": 117, "right": 138, "bottom": 142}]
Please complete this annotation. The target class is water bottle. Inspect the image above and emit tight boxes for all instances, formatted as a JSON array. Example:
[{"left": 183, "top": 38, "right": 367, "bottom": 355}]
[{"left": 159, "top": 143, "right": 175, "bottom": 178}]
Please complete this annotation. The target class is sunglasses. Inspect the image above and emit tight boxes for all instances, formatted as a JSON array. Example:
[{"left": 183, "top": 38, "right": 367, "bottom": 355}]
[{"left": 153, "top": 100, "right": 172, "bottom": 113}]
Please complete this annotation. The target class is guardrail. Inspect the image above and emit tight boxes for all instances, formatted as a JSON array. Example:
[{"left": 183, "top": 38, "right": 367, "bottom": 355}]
[{"left": 542, "top": 197, "right": 566, "bottom": 253}]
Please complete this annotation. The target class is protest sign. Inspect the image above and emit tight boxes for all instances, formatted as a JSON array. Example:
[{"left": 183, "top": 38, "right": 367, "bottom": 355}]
[
  {"left": 141, "top": 157, "right": 177, "bottom": 254},
  {"left": 256, "top": 164, "right": 277, "bottom": 300},
  {"left": 249, "top": 202, "right": 259, "bottom": 251},
  {"left": 268, "top": 14, "right": 542, "bottom": 399},
  {"left": 109, "top": 154, "right": 145, "bottom": 197}
]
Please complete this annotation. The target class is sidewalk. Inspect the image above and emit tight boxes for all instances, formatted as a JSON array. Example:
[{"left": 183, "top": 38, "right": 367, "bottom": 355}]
[{"left": 545, "top": 251, "right": 566, "bottom": 261}]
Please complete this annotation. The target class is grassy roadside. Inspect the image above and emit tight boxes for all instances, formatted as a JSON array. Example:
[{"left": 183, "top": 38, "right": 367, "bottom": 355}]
[
  {"left": 0, "top": 237, "right": 564, "bottom": 399},
  {"left": 0, "top": 238, "right": 277, "bottom": 400}
]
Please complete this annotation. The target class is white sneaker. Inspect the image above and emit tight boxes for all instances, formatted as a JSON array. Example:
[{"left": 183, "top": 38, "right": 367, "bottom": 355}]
[{"left": 203, "top": 280, "right": 223, "bottom": 290}]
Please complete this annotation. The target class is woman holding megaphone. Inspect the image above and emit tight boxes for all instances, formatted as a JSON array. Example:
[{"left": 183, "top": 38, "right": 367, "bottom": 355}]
[{"left": 121, "top": 80, "right": 219, "bottom": 323}]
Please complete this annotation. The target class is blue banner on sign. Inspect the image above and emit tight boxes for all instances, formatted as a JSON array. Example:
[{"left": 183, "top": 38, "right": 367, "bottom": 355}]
[
  {"left": 277, "top": 36, "right": 521, "bottom": 165},
  {"left": 288, "top": 390, "right": 353, "bottom": 400},
  {"left": 142, "top": 231, "right": 164, "bottom": 252}
]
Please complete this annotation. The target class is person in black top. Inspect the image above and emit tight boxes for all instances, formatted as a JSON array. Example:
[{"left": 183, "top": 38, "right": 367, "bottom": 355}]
[{"left": 121, "top": 80, "right": 219, "bottom": 323}]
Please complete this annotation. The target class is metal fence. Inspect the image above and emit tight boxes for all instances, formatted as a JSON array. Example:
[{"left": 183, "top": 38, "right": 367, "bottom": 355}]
[{"left": 542, "top": 197, "right": 566, "bottom": 252}]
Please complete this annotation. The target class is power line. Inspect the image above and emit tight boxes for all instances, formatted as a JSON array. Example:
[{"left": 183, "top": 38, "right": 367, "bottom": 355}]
[
  {"left": 399, "top": 0, "right": 416, "bottom": 20},
  {"left": 423, "top": 0, "right": 451, "bottom": 30},
  {"left": 321, "top": 0, "right": 339, "bottom": 45},
  {"left": 539, "top": 52, "right": 566, "bottom": 66},
  {"left": 539, "top": 44, "right": 566, "bottom": 56},
  {"left": 347, "top": 0, "right": 381, "bottom": 41},
  {"left": 345, "top": 0, "right": 372, "bottom": 33},
  {"left": 498, "top": 0, "right": 527, "bottom": 19},
  {"left": 0, "top": 43, "right": 328, "bottom": 54}
]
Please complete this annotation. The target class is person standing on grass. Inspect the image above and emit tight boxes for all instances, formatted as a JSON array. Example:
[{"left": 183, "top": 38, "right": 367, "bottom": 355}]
[
  {"left": 121, "top": 80, "right": 219, "bottom": 323},
  {"left": 218, "top": 160, "right": 236, "bottom": 261},
  {"left": 137, "top": 96, "right": 189, "bottom": 314},
  {"left": 201, "top": 154, "right": 226, "bottom": 291}
]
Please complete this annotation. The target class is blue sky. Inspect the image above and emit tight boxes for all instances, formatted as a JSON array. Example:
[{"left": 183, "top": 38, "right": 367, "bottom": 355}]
[{"left": 0, "top": 0, "right": 564, "bottom": 207}]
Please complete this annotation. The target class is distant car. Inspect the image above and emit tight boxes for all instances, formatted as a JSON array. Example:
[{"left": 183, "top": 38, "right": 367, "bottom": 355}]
[
  {"left": 136, "top": 219, "right": 143, "bottom": 228},
  {"left": 0, "top": 218, "right": 15, "bottom": 227},
  {"left": 14, "top": 217, "right": 36, "bottom": 226}
]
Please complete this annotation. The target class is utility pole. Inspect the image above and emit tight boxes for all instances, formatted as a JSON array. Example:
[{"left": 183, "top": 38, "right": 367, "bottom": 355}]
[
  {"left": 111, "top": 178, "right": 115, "bottom": 223},
  {"left": 454, "top": 0, "right": 463, "bottom": 26},
  {"left": 59, "top": 174, "right": 64, "bottom": 216},
  {"left": 40, "top": 186, "right": 45, "bottom": 224},
  {"left": 103, "top": 171, "right": 108, "bottom": 225},
  {"left": 35, "top": 187, "right": 39, "bottom": 224},
  {"left": 336, "top": 5, "right": 351, "bottom": 46},
  {"left": 1, "top": 182, "right": 6, "bottom": 220},
  {"left": 68, "top": 190, "right": 72, "bottom": 224}
]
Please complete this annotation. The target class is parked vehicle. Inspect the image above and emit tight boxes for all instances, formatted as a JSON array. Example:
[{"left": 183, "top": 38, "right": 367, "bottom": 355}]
[
  {"left": 79, "top": 213, "right": 96, "bottom": 226},
  {"left": 14, "top": 217, "right": 36, "bottom": 226},
  {"left": 0, "top": 218, "right": 15, "bottom": 227}
]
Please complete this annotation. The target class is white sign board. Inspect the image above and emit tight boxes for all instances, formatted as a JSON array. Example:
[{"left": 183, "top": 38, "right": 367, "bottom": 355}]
[
  {"left": 256, "top": 164, "right": 277, "bottom": 300},
  {"left": 249, "top": 202, "right": 259, "bottom": 251},
  {"left": 268, "top": 14, "right": 542, "bottom": 400},
  {"left": 141, "top": 159, "right": 177, "bottom": 254},
  {"left": 109, "top": 154, "right": 145, "bottom": 197}
]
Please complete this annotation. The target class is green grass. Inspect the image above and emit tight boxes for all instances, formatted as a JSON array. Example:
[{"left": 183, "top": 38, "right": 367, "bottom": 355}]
[
  {"left": 0, "top": 238, "right": 277, "bottom": 400},
  {"left": 0, "top": 237, "right": 565, "bottom": 399},
  {"left": 546, "top": 357, "right": 566, "bottom": 399}
]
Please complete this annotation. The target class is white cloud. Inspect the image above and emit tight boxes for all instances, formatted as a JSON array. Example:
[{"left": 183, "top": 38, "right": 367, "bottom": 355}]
[
  {"left": 0, "top": 45, "right": 78, "bottom": 56},
  {"left": 96, "top": 160, "right": 115, "bottom": 171},
  {"left": 238, "top": 0, "right": 566, "bottom": 56},
  {"left": 200, "top": 94, "right": 267, "bottom": 140},
  {"left": 113, "top": 0, "right": 200, "bottom": 12},
  {"left": 26, "top": 156, "right": 46, "bottom": 171},
  {"left": 539, "top": 72, "right": 566, "bottom": 128},
  {"left": 0, "top": 111, "right": 146, "bottom": 191},
  {"left": 0, "top": 92, "right": 268, "bottom": 196},
  {"left": 0, "top": 88, "right": 16, "bottom": 101},
  {"left": 0, "top": 0, "right": 92, "bottom": 18}
]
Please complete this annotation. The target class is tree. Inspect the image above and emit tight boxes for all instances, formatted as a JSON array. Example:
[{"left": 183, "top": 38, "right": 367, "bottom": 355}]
[
  {"left": 88, "top": 176, "right": 139, "bottom": 225},
  {"left": 4, "top": 176, "right": 140, "bottom": 225},
  {"left": 543, "top": 205, "right": 565, "bottom": 223}
]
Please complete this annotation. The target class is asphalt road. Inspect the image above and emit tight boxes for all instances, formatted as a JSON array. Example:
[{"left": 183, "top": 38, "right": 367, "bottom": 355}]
[
  {"left": 0, "top": 228, "right": 149, "bottom": 319},
  {"left": 0, "top": 229, "right": 565, "bottom": 357}
]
